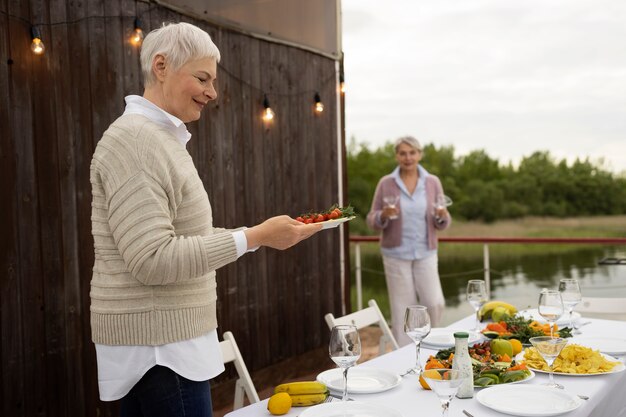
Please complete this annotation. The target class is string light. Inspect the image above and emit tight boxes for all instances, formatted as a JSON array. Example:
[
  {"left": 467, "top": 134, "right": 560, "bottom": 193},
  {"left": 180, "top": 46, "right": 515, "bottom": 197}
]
[
  {"left": 339, "top": 73, "right": 346, "bottom": 94},
  {"left": 314, "top": 92, "right": 324, "bottom": 113},
  {"left": 130, "top": 18, "right": 144, "bottom": 46},
  {"left": 262, "top": 94, "right": 275, "bottom": 121},
  {"left": 30, "top": 26, "right": 45, "bottom": 55}
]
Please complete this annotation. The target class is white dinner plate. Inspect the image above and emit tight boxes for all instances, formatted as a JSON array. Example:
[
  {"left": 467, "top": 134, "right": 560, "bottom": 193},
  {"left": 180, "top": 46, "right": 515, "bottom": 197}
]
[
  {"left": 517, "top": 351, "right": 625, "bottom": 376},
  {"left": 316, "top": 367, "right": 401, "bottom": 394},
  {"left": 569, "top": 336, "right": 626, "bottom": 356},
  {"left": 299, "top": 400, "right": 403, "bottom": 417},
  {"left": 476, "top": 385, "right": 583, "bottom": 416},
  {"left": 421, "top": 328, "right": 482, "bottom": 349},
  {"left": 518, "top": 309, "right": 581, "bottom": 326},
  {"left": 474, "top": 369, "right": 536, "bottom": 388},
  {"left": 320, "top": 216, "right": 355, "bottom": 230}
]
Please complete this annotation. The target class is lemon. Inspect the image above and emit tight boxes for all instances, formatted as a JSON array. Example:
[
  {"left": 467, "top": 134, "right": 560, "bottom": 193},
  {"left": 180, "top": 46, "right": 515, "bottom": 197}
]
[{"left": 267, "top": 392, "right": 292, "bottom": 415}]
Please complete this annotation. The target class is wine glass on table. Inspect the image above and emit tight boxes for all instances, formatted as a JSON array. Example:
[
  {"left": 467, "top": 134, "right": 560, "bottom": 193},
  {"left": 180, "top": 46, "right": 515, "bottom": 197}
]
[
  {"left": 538, "top": 289, "right": 564, "bottom": 338},
  {"left": 382, "top": 195, "right": 400, "bottom": 220},
  {"left": 530, "top": 336, "right": 568, "bottom": 389},
  {"left": 329, "top": 325, "right": 361, "bottom": 401},
  {"left": 422, "top": 369, "right": 466, "bottom": 417},
  {"left": 559, "top": 279, "right": 582, "bottom": 334},
  {"left": 403, "top": 305, "right": 431, "bottom": 376},
  {"left": 466, "top": 280, "right": 488, "bottom": 332}
]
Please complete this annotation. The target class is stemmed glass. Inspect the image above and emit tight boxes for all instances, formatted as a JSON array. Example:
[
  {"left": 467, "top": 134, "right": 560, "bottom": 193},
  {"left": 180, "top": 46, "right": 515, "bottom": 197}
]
[
  {"left": 559, "top": 279, "right": 582, "bottom": 334},
  {"left": 538, "top": 289, "right": 564, "bottom": 338},
  {"left": 329, "top": 325, "right": 361, "bottom": 401},
  {"left": 530, "top": 336, "right": 568, "bottom": 389},
  {"left": 467, "top": 280, "right": 488, "bottom": 332},
  {"left": 382, "top": 195, "right": 400, "bottom": 220},
  {"left": 403, "top": 305, "right": 431, "bottom": 376},
  {"left": 422, "top": 369, "right": 466, "bottom": 417},
  {"left": 433, "top": 194, "right": 453, "bottom": 213}
]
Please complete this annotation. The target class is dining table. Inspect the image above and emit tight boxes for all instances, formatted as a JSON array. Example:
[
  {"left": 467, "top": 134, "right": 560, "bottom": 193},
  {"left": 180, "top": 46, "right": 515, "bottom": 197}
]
[{"left": 225, "top": 314, "right": 626, "bottom": 417}]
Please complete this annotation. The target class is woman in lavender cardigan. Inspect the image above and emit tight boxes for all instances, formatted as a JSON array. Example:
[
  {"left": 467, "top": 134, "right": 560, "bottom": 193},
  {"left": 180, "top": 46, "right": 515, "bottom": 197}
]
[{"left": 366, "top": 136, "right": 451, "bottom": 346}]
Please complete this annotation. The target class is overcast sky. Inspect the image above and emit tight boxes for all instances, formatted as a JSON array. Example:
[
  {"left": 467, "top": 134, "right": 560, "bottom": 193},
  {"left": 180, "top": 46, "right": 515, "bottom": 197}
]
[{"left": 341, "top": 0, "right": 626, "bottom": 174}]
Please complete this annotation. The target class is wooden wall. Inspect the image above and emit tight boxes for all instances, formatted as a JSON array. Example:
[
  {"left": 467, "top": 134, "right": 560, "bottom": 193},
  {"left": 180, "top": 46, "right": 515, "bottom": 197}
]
[{"left": 0, "top": 1, "right": 347, "bottom": 416}]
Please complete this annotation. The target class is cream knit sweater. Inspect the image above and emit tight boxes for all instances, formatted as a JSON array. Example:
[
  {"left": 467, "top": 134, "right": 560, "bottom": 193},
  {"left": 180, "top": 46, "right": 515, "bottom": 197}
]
[{"left": 90, "top": 114, "right": 238, "bottom": 346}]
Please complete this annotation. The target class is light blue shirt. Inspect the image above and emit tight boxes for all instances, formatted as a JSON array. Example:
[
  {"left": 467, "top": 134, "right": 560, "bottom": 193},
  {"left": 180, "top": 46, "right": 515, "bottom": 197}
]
[{"left": 381, "top": 165, "right": 437, "bottom": 261}]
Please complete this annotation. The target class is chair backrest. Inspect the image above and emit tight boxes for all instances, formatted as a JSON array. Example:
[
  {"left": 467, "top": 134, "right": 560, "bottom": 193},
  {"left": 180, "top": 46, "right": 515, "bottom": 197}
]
[
  {"left": 324, "top": 299, "right": 399, "bottom": 355},
  {"left": 219, "top": 331, "right": 260, "bottom": 410},
  {"left": 575, "top": 297, "right": 626, "bottom": 315}
]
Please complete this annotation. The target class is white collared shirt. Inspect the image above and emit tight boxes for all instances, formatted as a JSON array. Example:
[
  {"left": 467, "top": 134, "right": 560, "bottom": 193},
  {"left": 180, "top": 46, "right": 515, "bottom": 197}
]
[{"left": 96, "top": 95, "right": 249, "bottom": 401}]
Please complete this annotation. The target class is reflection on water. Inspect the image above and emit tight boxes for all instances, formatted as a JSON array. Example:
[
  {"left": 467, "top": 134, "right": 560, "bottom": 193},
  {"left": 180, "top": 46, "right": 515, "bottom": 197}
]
[{"left": 351, "top": 245, "right": 626, "bottom": 326}]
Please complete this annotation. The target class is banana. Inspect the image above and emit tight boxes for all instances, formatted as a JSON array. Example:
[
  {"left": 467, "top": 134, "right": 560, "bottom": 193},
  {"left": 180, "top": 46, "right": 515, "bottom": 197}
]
[
  {"left": 479, "top": 301, "right": 518, "bottom": 321},
  {"left": 290, "top": 393, "right": 329, "bottom": 406},
  {"left": 274, "top": 381, "right": 328, "bottom": 396}
]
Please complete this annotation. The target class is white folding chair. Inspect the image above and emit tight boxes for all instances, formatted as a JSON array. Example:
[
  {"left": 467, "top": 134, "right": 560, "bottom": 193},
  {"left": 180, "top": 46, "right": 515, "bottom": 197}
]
[
  {"left": 575, "top": 297, "right": 626, "bottom": 316},
  {"left": 324, "top": 299, "right": 399, "bottom": 355},
  {"left": 219, "top": 331, "right": 260, "bottom": 410}
]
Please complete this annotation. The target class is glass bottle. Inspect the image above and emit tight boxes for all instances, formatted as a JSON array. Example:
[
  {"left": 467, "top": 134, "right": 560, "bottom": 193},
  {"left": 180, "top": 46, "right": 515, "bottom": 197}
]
[{"left": 452, "top": 332, "right": 474, "bottom": 398}]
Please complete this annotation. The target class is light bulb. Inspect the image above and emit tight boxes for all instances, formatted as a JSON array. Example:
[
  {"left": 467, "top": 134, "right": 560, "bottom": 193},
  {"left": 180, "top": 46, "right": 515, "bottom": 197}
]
[
  {"left": 130, "top": 28, "right": 144, "bottom": 46},
  {"left": 31, "top": 37, "right": 45, "bottom": 55},
  {"left": 30, "top": 26, "right": 45, "bottom": 55},
  {"left": 130, "top": 18, "right": 144, "bottom": 46},
  {"left": 262, "top": 94, "right": 275, "bottom": 121},
  {"left": 263, "top": 107, "right": 275, "bottom": 121},
  {"left": 340, "top": 81, "right": 346, "bottom": 94},
  {"left": 314, "top": 92, "right": 324, "bottom": 113}
]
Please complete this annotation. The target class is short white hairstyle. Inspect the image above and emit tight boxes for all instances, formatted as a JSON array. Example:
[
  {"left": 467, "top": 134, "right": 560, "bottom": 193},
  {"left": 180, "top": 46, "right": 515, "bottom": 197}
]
[
  {"left": 140, "top": 22, "right": 221, "bottom": 87},
  {"left": 394, "top": 136, "right": 422, "bottom": 153}
]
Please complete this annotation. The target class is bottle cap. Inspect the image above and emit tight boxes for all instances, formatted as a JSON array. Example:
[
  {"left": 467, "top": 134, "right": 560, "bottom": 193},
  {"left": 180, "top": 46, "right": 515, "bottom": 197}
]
[{"left": 453, "top": 332, "right": 469, "bottom": 338}]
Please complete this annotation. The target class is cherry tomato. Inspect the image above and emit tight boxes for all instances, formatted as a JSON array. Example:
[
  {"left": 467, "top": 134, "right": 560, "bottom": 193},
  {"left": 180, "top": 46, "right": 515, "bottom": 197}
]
[
  {"left": 304, "top": 218, "right": 314, "bottom": 224},
  {"left": 296, "top": 217, "right": 304, "bottom": 223},
  {"left": 314, "top": 214, "right": 325, "bottom": 223},
  {"left": 328, "top": 211, "right": 339, "bottom": 220}
]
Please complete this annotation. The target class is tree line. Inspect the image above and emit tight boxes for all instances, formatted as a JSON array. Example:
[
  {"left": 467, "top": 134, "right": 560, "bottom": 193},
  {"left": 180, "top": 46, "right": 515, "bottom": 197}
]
[{"left": 347, "top": 139, "right": 626, "bottom": 231}]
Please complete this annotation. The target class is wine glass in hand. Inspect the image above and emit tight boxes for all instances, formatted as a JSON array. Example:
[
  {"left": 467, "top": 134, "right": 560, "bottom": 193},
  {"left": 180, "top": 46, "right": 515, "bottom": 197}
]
[
  {"left": 329, "top": 325, "right": 361, "bottom": 401},
  {"left": 530, "top": 336, "right": 568, "bottom": 389},
  {"left": 558, "top": 279, "right": 582, "bottom": 334},
  {"left": 538, "top": 289, "right": 564, "bottom": 338},
  {"left": 404, "top": 305, "right": 431, "bottom": 376},
  {"left": 422, "top": 369, "right": 466, "bottom": 417},
  {"left": 433, "top": 194, "right": 453, "bottom": 218},
  {"left": 382, "top": 195, "right": 400, "bottom": 220},
  {"left": 466, "top": 280, "right": 488, "bottom": 332}
]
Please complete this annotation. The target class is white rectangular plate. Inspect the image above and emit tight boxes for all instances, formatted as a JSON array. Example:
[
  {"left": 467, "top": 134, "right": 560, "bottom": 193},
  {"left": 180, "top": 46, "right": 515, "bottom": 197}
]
[
  {"left": 320, "top": 216, "right": 355, "bottom": 230},
  {"left": 476, "top": 385, "right": 582, "bottom": 416}
]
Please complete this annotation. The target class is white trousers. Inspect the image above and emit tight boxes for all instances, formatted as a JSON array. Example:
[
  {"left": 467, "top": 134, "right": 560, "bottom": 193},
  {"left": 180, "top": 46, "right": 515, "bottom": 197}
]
[{"left": 382, "top": 254, "right": 445, "bottom": 346}]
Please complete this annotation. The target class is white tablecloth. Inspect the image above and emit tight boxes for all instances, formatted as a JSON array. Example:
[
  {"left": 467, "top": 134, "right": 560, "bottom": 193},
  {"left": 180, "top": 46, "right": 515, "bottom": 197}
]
[{"left": 225, "top": 315, "right": 626, "bottom": 417}]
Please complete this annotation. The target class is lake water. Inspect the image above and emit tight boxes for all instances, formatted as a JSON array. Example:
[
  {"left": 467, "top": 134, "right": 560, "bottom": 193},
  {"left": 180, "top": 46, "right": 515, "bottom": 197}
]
[{"left": 351, "top": 244, "right": 626, "bottom": 326}]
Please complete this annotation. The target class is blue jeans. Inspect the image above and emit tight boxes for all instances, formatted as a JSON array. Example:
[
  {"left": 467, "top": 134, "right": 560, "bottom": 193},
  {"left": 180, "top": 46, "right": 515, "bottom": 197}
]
[{"left": 120, "top": 365, "right": 213, "bottom": 417}]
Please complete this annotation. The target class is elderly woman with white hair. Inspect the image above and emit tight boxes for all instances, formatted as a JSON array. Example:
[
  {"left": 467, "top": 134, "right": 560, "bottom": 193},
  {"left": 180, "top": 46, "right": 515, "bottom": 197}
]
[
  {"left": 366, "top": 136, "right": 451, "bottom": 346},
  {"left": 90, "top": 22, "right": 321, "bottom": 416}
]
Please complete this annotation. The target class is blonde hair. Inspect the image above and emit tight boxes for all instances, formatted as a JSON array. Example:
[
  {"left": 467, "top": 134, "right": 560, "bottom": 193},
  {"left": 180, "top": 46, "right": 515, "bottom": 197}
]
[
  {"left": 394, "top": 136, "right": 422, "bottom": 153},
  {"left": 140, "top": 22, "right": 221, "bottom": 87}
]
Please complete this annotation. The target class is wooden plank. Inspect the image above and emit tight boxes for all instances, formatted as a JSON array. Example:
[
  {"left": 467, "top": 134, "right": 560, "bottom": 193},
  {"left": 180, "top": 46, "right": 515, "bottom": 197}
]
[
  {"left": 239, "top": 35, "right": 271, "bottom": 369},
  {"left": 49, "top": 0, "right": 86, "bottom": 414},
  {"left": 6, "top": 0, "right": 43, "bottom": 415},
  {"left": 0, "top": 1, "right": 25, "bottom": 416},
  {"left": 26, "top": 0, "right": 69, "bottom": 414},
  {"left": 63, "top": 0, "right": 100, "bottom": 414}
]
